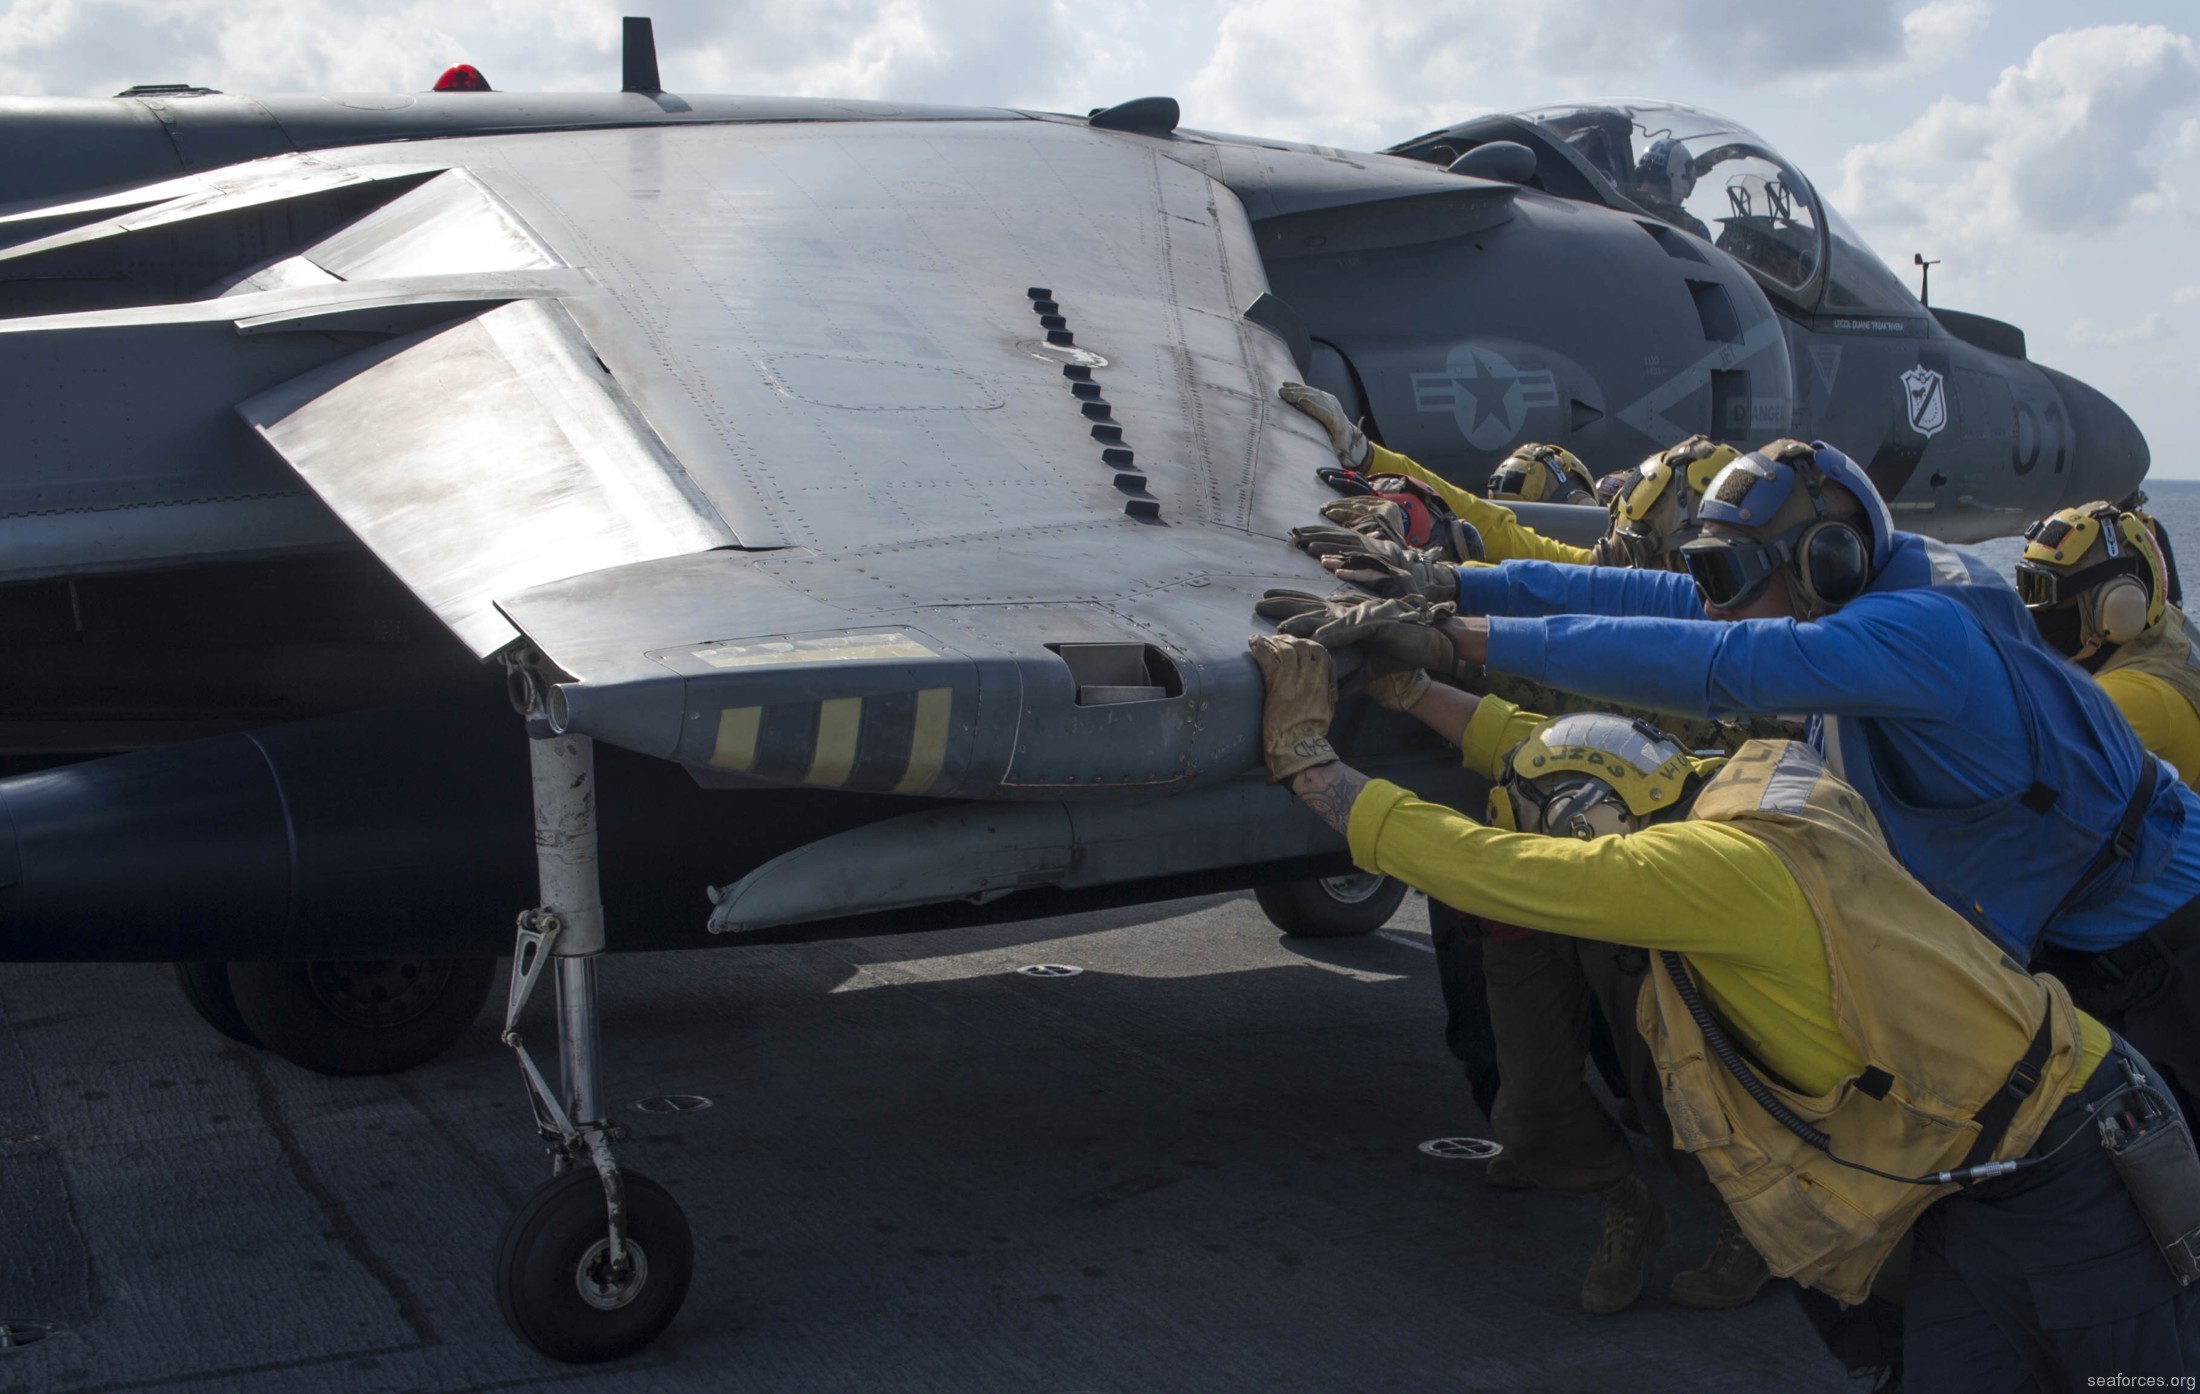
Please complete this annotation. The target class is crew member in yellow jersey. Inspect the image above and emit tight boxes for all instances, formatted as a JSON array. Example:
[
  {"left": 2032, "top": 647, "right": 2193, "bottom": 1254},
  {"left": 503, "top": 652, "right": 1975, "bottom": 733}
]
[
  {"left": 1273, "top": 381, "right": 1773, "bottom": 1310},
  {"left": 2017, "top": 500, "right": 2200, "bottom": 787},
  {"left": 1243, "top": 630, "right": 2199, "bottom": 1388},
  {"left": 1278, "top": 380, "right": 1734, "bottom": 576}
]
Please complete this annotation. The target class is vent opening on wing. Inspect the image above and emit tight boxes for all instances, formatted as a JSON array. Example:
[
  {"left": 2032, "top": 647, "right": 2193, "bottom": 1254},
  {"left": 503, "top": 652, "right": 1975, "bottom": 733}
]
[{"left": 1047, "top": 643, "right": 1183, "bottom": 705}]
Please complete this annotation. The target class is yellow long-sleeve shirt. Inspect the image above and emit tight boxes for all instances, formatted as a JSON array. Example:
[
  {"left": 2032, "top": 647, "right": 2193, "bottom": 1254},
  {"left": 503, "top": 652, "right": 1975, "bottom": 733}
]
[
  {"left": 2098, "top": 667, "right": 2200, "bottom": 790},
  {"left": 1366, "top": 443, "right": 1594, "bottom": 566},
  {"left": 1345, "top": 695, "right": 2109, "bottom": 1096}
]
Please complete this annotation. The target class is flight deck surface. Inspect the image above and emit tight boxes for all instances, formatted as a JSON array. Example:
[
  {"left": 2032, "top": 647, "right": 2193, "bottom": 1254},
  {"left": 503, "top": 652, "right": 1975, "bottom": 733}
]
[{"left": 0, "top": 892, "right": 1851, "bottom": 1393}]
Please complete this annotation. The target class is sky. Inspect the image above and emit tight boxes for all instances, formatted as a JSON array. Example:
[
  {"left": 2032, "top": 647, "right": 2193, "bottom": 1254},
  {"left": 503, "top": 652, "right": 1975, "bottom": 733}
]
[{"left": 2, "top": 0, "right": 2195, "bottom": 475}]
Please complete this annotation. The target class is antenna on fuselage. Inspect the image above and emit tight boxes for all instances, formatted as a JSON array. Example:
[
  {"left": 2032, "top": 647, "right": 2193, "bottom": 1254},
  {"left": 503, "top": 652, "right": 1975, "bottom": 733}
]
[
  {"left": 622, "top": 16, "right": 661, "bottom": 94},
  {"left": 1912, "top": 252, "right": 1940, "bottom": 307}
]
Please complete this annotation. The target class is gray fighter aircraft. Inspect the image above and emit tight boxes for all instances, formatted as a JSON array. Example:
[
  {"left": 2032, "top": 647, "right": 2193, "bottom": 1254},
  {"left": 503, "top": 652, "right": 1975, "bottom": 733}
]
[{"left": 0, "top": 19, "right": 2150, "bottom": 1360}]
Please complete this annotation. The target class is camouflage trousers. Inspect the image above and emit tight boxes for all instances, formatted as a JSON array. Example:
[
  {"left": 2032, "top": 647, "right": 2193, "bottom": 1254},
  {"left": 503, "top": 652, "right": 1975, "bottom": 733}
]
[{"left": 1475, "top": 672, "right": 1797, "bottom": 754}]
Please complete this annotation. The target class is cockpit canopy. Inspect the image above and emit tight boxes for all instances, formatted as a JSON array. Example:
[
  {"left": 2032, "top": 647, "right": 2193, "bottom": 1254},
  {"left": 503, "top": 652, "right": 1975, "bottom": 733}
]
[{"left": 1386, "top": 100, "right": 1919, "bottom": 317}]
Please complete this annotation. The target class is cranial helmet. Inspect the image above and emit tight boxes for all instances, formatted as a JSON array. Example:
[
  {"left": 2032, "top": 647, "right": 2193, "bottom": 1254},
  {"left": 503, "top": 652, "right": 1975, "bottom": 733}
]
[
  {"left": 1608, "top": 434, "right": 1742, "bottom": 569},
  {"left": 1487, "top": 443, "right": 1597, "bottom": 505},
  {"left": 1634, "top": 137, "right": 1695, "bottom": 205},
  {"left": 1486, "top": 711, "right": 1726, "bottom": 839},
  {"left": 1681, "top": 439, "right": 1895, "bottom": 619},
  {"left": 2016, "top": 502, "right": 2167, "bottom": 662}
]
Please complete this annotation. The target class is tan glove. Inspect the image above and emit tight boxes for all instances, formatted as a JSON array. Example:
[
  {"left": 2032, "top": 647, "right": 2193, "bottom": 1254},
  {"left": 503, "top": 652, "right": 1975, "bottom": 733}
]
[
  {"left": 1280, "top": 382, "right": 1371, "bottom": 469},
  {"left": 1246, "top": 634, "right": 1339, "bottom": 783},
  {"left": 1255, "top": 590, "right": 1461, "bottom": 677},
  {"left": 1290, "top": 524, "right": 1457, "bottom": 602},
  {"left": 1363, "top": 668, "right": 1432, "bottom": 712},
  {"left": 1327, "top": 544, "right": 1460, "bottom": 604},
  {"left": 1316, "top": 496, "right": 1409, "bottom": 546},
  {"left": 1288, "top": 523, "right": 1379, "bottom": 559}
]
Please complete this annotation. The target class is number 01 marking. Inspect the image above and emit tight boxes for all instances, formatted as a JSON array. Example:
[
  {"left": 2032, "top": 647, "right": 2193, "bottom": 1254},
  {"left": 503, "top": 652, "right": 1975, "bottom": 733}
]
[{"left": 2013, "top": 398, "right": 2067, "bottom": 477}]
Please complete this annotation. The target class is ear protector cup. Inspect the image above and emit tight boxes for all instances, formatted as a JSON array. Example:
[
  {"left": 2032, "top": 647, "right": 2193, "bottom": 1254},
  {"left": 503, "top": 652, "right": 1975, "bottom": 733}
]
[
  {"left": 1795, "top": 519, "right": 1870, "bottom": 612},
  {"left": 2095, "top": 575, "right": 2151, "bottom": 647}
]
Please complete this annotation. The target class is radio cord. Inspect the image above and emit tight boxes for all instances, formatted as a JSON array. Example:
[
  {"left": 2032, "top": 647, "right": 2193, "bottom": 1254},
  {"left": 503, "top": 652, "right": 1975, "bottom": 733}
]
[{"left": 1658, "top": 951, "right": 2134, "bottom": 1188}]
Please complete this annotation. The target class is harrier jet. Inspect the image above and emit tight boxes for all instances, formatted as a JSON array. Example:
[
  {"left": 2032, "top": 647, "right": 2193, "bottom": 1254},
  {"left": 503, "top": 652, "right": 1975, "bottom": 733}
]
[{"left": 0, "top": 19, "right": 2149, "bottom": 1360}]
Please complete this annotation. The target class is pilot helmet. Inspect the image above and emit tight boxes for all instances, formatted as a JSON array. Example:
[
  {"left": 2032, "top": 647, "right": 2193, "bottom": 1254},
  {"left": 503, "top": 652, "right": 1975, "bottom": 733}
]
[
  {"left": 1609, "top": 435, "right": 1741, "bottom": 568},
  {"left": 1679, "top": 439, "right": 1894, "bottom": 619},
  {"left": 1487, "top": 443, "right": 1597, "bottom": 505},
  {"left": 2015, "top": 502, "right": 2167, "bottom": 663},
  {"left": 1485, "top": 711, "right": 1725, "bottom": 838},
  {"left": 1633, "top": 137, "right": 1695, "bottom": 205}
]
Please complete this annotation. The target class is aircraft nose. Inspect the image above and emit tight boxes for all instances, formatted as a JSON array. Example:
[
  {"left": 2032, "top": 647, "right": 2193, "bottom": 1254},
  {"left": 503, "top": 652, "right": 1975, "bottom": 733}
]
[{"left": 2043, "top": 364, "right": 2150, "bottom": 502}]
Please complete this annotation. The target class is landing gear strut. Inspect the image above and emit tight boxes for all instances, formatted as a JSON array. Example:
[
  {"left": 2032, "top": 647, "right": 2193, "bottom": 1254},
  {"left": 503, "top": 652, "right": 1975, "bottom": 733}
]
[{"left": 490, "top": 710, "right": 693, "bottom": 1363}]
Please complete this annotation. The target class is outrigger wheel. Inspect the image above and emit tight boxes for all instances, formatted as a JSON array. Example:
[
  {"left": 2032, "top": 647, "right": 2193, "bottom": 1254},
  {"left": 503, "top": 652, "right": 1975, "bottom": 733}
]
[
  {"left": 491, "top": 667, "right": 694, "bottom": 1362},
  {"left": 1254, "top": 871, "right": 1407, "bottom": 937}
]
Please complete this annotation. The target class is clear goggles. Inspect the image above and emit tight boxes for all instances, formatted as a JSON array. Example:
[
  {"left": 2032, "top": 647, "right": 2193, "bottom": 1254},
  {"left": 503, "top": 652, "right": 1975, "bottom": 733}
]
[{"left": 1486, "top": 775, "right": 1632, "bottom": 840}]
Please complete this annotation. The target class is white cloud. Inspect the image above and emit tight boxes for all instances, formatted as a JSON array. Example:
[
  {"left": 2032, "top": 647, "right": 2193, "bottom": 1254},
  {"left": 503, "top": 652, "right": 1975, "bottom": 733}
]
[
  {"left": 1834, "top": 24, "right": 2200, "bottom": 254},
  {"left": 1902, "top": 0, "right": 1992, "bottom": 62},
  {"left": 2176, "top": 285, "right": 2200, "bottom": 305},
  {"left": 1178, "top": 0, "right": 1983, "bottom": 151},
  {"left": 2069, "top": 311, "right": 2176, "bottom": 346},
  {"left": 0, "top": 0, "right": 1999, "bottom": 146},
  {"left": 0, "top": 0, "right": 1084, "bottom": 109}
]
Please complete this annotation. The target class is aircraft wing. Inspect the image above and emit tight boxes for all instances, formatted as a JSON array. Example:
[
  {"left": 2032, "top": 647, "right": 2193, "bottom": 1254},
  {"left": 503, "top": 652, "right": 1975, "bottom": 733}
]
[{"left": 0, "top": 115, "right": 1368, "bottom": 797}]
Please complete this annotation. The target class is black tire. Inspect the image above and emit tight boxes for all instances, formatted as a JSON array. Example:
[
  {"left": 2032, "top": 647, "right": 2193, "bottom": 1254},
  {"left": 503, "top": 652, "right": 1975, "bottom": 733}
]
[
  {"left": 171, "top": 962, "right": 264, "bottom": 1050},
  {"left": 495, "top": 1168, "right": 694, "bottom": 1364},
  {"left": 227, "top": 956, "right": 496, "bottom": 1077},
  {"left": 1254, "top": 872, "right": 1408, "bottom": 937}
]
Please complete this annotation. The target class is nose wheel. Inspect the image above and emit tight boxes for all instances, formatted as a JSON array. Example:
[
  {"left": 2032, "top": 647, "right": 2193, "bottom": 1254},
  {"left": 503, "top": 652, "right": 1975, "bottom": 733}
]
[
  {"left": 492, "top": 710, "right": 695, "bottom": 1363},
  {"left": 494, "top": 1165, "right": 693, "bottom": 1364}
]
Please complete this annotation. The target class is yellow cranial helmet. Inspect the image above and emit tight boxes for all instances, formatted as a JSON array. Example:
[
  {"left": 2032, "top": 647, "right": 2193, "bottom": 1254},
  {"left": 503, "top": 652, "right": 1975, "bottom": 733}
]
[
  {"left": 2016, "top": 501, "right": 2167, "bottom": 661},
  {"left": 1610, "top": 435, "right": 1743, "bottom": 566},
  {"left": 1487, "top": 443, "right": 1597, "bottom": 505},
  {"left": 1486, "top": 711, "right": 1726, "bottom": 839}
]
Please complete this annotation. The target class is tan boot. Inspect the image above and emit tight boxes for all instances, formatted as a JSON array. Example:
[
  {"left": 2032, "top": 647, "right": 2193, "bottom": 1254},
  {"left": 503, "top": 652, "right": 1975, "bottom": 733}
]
[
  {"left": 1668, "top": 1214, "right": 1770, "bottom": 1309},
  {"left": 1484, "top": 1153, "right": 1534, "bottom": 1189},
  {"left": 1580, "top": 1173, "right": 1668, "bottom": 1315}
]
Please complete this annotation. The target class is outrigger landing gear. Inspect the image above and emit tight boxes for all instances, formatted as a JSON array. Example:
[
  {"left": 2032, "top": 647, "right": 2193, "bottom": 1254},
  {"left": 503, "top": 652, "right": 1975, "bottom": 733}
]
[{"left": 490, "top": 709, "right": 693, "bottom": 1364}]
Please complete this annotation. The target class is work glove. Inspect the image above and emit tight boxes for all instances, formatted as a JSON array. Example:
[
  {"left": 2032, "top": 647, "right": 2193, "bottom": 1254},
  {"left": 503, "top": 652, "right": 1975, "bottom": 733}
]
[
  {"left": 1280, "top": 382, "right": 1371, "bottom": 469},
  {"left": 1288, "top": 523, "right": 1380, "bottom": 560},
  {"left": 1324, "top": 543, "right": 1461, "bottom": 605},
  {"left": 1317, "top": 495, "right": 1409, "bottom": 546},
  {"left": 1363, "top": 668, "right": 1432, "bottom": 712},
  {"left": 1254, "top": 590, "right": 1461, "bottom": 678},
  {"left": 1246, "top": 634, "right": 1339, "bottom": 783}
]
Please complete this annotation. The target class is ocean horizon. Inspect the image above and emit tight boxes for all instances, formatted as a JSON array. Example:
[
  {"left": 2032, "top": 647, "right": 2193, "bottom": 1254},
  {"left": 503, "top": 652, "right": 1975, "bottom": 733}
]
[{"left": 1969, "top": 477, "right": 2200, "bottom": 602}]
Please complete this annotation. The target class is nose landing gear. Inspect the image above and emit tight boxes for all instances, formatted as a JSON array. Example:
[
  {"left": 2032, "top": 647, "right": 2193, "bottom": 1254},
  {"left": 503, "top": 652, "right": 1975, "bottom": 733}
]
[{"left": 489, "top": 721, "right": 693, "bottom": 1363}]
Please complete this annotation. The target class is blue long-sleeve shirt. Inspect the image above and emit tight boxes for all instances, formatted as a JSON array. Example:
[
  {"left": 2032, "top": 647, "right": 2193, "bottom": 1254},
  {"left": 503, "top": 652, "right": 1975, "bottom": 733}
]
[{"left": 1457, "top": 541, "right": 2198, "bottom": 956}]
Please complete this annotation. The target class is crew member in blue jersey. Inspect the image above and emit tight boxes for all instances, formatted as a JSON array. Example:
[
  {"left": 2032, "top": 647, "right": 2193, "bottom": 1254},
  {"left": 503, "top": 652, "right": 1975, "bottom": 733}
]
[{"left": 1317, "top": 439, "right": 2200, "bottom": 1112}]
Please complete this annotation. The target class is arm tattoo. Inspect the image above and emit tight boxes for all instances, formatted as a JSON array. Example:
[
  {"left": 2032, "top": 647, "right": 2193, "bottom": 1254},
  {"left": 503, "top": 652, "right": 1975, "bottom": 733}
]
[{"left": 1291, "top": 763, "right": 1370, "bottom": 836}]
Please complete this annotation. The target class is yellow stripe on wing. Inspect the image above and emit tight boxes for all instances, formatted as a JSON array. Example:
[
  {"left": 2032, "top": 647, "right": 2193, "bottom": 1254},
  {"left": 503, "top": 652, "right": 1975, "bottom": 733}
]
[
  {"left": 804, "top": 696, "right": 863, "bottom": 788},
  {"left": 711, "top": 706, "right": 762, "bottom": 771},
  {"left": 892, "top": 688, "right": 953, "bottom": 795}
]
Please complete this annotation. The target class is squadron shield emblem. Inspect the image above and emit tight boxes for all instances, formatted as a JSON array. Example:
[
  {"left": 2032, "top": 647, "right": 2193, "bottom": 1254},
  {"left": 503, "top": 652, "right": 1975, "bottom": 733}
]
[{"left": 1900, "top": 364, "right": 1948, "bottom": 438}]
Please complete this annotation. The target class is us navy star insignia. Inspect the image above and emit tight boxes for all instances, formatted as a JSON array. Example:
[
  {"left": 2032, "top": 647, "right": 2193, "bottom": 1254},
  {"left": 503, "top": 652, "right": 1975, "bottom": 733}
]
[{"left": 1412, "top": 345, "right": 1561, "bottom": 451}]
